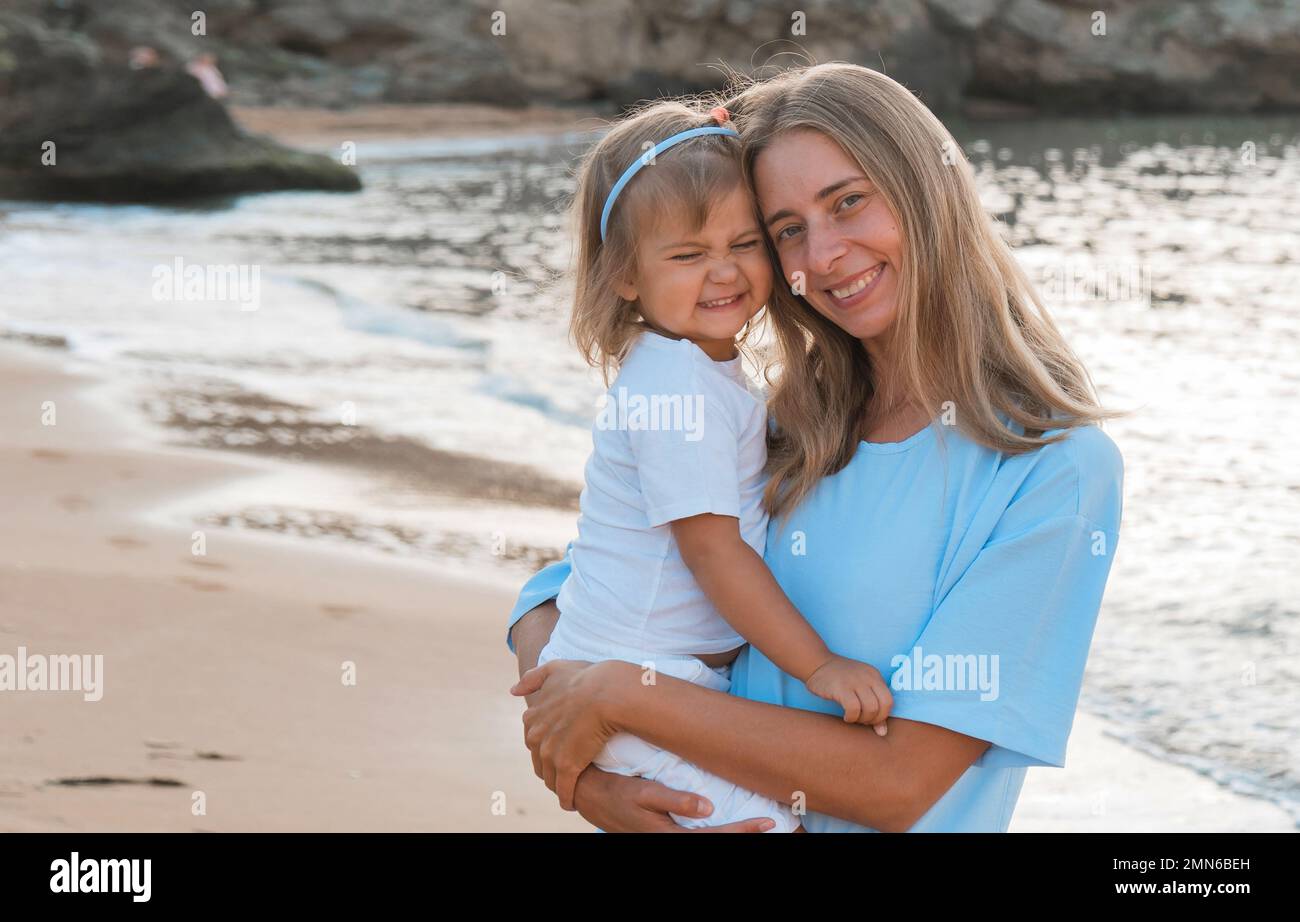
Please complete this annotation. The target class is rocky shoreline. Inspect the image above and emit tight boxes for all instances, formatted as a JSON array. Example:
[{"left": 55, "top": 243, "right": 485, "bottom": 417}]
[{"left": 10, "top": 0, "right": 1298, "bottom": 115}]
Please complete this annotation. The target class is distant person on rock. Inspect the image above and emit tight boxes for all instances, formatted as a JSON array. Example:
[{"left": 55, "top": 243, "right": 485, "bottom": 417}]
[
  {"left": 186, "top": 53, "right": 228, "bottom": 99},
  {"left": 128, "top": 46, "right": 159, "bottom": 70}
]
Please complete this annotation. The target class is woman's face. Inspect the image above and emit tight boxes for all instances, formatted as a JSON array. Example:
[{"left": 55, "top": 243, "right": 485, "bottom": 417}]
[{"left": 753, "top": 129, "right": 902, "bottom": 345}]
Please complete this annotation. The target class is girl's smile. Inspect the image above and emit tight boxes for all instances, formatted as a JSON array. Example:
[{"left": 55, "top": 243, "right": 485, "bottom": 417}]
[{"left": 698, "top": 291, "right": 746, "bottom": 309}]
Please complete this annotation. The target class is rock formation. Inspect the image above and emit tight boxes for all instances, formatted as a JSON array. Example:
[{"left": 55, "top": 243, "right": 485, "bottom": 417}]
[
  {"left": 10, "top": 0, "right": 1289, "bottom": 115},
  {"left": 0, "top": 9, "right": 361, "bottom": 202}
]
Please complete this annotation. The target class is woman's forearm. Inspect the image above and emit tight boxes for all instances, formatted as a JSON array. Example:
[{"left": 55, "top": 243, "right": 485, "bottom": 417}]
[{"left": 600, "top": 662, "right": 986, "bottom": 831}]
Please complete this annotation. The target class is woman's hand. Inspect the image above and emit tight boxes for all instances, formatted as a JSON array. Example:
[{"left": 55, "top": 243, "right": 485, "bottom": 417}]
[
  {"left": 511, "top": 658, "right": 626, "bottom": 810},
  {"left": 573, "top": 765, "right": 776, "bottom": 832},
  {"left": 512, "top": 661, "right": 776, "bottom": 830}
]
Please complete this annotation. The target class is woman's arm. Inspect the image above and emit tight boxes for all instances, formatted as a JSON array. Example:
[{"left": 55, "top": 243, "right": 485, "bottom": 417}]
[
  {"left": 609, "top": 668, "right": 988, "bottom": 830},
  {"left": 515, "top": 659, "right": 989, "bottom": 831}
]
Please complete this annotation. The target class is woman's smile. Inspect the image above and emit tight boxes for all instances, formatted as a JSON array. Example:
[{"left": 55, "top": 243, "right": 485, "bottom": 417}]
[{"left": 824, "top": 263, "right": 886, "bottom": 309}]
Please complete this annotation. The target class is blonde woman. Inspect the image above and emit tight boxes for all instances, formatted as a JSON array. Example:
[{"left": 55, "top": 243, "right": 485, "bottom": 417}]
[{"left": 508, "top": 62, "right": 1124, "bottom": 833}]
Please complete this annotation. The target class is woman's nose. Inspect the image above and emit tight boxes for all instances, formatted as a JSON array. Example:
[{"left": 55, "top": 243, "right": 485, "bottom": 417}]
[{"left": 805, "top": 223, "right": 848, "bottom": 277}]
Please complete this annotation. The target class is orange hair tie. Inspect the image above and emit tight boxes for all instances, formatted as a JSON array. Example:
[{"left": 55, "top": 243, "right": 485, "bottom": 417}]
[{"left": 709, "top": 106, "right": 731, "bottom": 126}]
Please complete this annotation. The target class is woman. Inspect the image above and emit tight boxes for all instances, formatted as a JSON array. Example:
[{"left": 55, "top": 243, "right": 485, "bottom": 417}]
[{"left": 507, "top": 62, "right": 1124, "bottom": 832}]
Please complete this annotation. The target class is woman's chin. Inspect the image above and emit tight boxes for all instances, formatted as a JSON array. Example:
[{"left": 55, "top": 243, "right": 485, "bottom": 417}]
[{"left": 812, "top": 295, "right": 896, "bottom": 341}]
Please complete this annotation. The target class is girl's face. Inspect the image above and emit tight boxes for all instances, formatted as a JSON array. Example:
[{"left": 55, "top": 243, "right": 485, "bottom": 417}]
[
  {"left": 616, "top": 183, "right": 773, "bottom": 362},
  {"left": 753, "top": 129, "right": 903, "bottom": 346}
]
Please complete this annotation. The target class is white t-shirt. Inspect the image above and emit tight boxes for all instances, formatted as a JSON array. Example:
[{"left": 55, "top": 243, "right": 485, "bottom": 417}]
[{"left": 554, "top": 329, "right": 769, "bottom": 656}]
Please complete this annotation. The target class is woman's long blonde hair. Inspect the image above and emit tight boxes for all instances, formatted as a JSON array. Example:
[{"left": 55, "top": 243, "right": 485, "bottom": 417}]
[
  {"left": 568, "top": 99, "right": 765, "bottom": 383},
  {"left": 727, "top": 63, "right": 1116, "bottom": 520}
]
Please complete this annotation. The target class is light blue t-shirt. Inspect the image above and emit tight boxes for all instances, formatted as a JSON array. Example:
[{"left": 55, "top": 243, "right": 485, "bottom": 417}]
[{"left": 506, "top": 419, "right": 1124, "bottom": 832}]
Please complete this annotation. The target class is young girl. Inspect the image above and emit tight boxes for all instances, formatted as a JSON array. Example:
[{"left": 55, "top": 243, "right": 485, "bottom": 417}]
[{"left": 533, "top": 100, "right": 893, "bottom": 832}]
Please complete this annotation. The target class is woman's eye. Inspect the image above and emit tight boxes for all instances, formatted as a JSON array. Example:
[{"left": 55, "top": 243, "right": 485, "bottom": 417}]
[
  {"left": 837, "top": 191, "right": 878, "bottom": 210},
  {"left": 775, "top": 224, "right": 802, "bottom": 242}
]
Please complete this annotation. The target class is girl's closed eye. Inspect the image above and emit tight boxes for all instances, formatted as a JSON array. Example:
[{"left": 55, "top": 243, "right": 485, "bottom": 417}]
[{"left": 670, "top": 239, "right": 760, "bottom": 261}]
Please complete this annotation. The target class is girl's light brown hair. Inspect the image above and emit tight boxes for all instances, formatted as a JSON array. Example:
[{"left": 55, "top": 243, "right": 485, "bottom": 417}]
[
  {"left": 726, "top": 63, "right": 1118, "bottom": 520},
  {"left": 568, "top": 99, "right": 762, "bottom": 383}
]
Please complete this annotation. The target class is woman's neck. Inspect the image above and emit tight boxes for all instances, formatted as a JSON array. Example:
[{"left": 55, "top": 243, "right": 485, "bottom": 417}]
[
  {"left": 861, "top": 334, "right": 903, "bottom": 409},
  {"left": 858, "top": 333, "right": 928, "bottom": 442},
  {"left": 860, "top": 401, "right": 931, "bottom": 443}
]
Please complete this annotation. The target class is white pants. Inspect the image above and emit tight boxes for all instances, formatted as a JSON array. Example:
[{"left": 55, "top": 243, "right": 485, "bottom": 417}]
[{"left": 537, "top": 628, "right": 801, "bottom": 833}]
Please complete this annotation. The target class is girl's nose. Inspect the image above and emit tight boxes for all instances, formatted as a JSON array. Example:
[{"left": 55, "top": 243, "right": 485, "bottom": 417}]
[{"left": 707, "top": 255, "right": 740, "bottom": 282}]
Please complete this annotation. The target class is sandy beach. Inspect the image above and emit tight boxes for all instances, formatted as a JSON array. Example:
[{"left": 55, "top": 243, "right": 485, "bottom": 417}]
[
  {"left": 0, "top": 342, "right": 585, "bottom": 831},
  {"left": 0, "top": 341, "right": 1292, "bottom": 832}
]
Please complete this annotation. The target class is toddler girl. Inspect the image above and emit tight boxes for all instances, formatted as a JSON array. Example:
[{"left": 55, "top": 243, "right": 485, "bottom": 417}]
[{"left": 535, "top": 100, "right": 892, "bottom": 832}]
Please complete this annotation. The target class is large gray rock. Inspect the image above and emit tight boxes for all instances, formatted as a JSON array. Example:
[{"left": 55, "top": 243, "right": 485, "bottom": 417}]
[
  {"left": 957, "top": 0, "right": 1300, "bottom": 112},
  {"left": 3, "top": 0, "right": 1298, "bottom": 116},
  {"left": 0, "top": 10, "right": 361, "bottom": 201},
  {"left": 481, "top": 0, "right": 1300, "bottom": 113}
]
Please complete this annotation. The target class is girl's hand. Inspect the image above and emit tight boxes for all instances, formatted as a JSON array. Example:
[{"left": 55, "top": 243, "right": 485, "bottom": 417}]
[
  {"left": 573, "top": 766, "right": 776, "bottom": 832},
  {"left": 510, "top": 658, "right": 624, "bottom": 810},
  {"left": 804, "top": 654, "right": 893, "bottom": 736}
]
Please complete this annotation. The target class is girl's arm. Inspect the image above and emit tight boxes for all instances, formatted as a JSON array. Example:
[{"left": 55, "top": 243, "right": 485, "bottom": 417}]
[
  {"left": 509, "top": 600, "right": 560, "bottom": 705},
  {"left": 672, "top": 512, "right": 892, "bottom": 728},
  {"left": 672, "top": 513, "right": 831, "bottom": 680},
  {"left": 514, "top": 658, "right": 989, "bottom": 830}
]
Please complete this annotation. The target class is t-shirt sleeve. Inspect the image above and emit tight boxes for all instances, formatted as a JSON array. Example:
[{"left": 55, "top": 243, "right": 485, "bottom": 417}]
[
  {"left": 625, "top": 366, "right": 742, "bottom": 528},
  {"left": 505, "top": 541, "right": 572, "bottom": 654},
  {"left": 887, "top": 511, "right": 1121, "bottom": 769}
]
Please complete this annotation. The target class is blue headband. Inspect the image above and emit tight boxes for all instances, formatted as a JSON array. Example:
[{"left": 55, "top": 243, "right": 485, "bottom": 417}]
[{"left": 599, "top": 125, "right": 741, "bottom": 241}]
